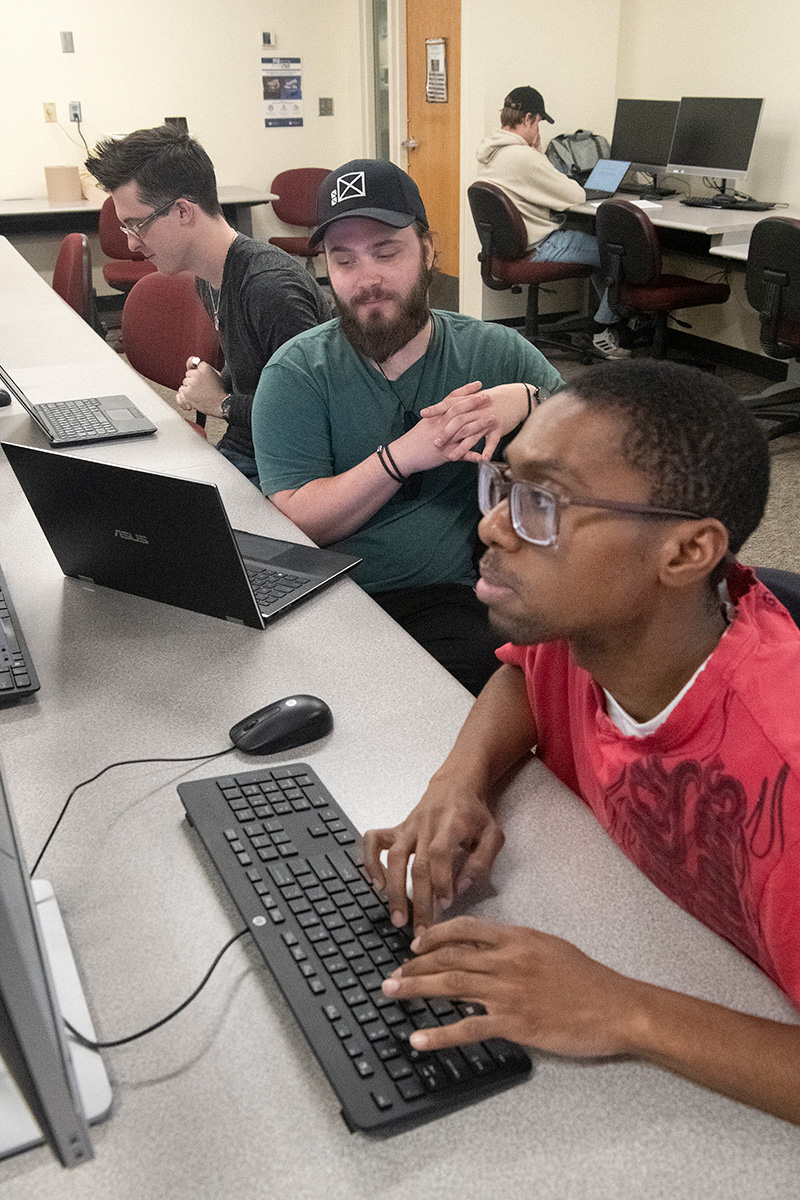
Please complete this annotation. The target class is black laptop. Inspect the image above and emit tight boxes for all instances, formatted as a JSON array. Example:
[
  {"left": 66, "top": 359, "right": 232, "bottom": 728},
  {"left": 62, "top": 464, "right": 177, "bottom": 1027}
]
[
  {"left": 2, "top": 442, "right": 360, "bottom": 629},
  {"left": 0, "top": 363, "right": 156, "bottom": 446}
]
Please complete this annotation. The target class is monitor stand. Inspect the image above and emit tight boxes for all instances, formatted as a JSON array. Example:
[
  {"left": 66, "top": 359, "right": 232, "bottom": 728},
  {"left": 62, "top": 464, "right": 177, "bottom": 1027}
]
[{"left": 0, "top": 880, "right": 112, "bottom": 1160}]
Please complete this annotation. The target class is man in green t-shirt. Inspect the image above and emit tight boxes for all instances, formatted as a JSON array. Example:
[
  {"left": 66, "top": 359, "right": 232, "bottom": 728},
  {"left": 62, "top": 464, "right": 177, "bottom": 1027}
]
[{"left": 253, "top": 159, "right": 562, "bottom": 694}]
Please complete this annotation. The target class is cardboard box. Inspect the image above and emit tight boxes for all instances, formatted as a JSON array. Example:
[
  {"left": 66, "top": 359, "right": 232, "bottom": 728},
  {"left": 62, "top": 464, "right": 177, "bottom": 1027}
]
[{"left": 44, "top": 166, "right": 83, "bottom": 202}]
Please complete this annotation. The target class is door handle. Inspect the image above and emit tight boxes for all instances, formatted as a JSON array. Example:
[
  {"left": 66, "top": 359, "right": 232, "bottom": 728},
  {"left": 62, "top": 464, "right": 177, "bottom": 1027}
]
[{"left": 401, "top": 137, "right": 419, "bottom": 150}]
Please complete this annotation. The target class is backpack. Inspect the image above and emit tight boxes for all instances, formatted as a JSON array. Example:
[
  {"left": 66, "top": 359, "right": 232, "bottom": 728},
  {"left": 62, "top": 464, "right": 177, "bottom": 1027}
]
[{"left": 545, "top": 130, "right": 610, "bottom": 185}]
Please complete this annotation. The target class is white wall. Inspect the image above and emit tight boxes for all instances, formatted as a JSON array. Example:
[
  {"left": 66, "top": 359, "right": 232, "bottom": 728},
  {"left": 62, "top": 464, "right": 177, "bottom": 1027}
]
[
  {"left": 2, "top": 0, "right": 368, "bottom": 290},
  {"left": 459, "top": 0, "right": 623, "bottom": 319},
  {"left": 615, "top": 0, "right": 800, "bottom": 354}
]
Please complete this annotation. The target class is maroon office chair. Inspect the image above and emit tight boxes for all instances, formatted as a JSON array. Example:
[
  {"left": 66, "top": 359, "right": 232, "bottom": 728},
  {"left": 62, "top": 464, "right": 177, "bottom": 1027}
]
[
  {"left": 268, "top": 168, "right": 331, "bottom": 270},
  {"left": 52, "top": 232, "right": 101, "bottom": 331},
  {"left": 740, "top": 216, "right": 800, "bottom": 440},
  {"left": 121, "top": 272, "right": 224, "bottom": 436},
  {"left": 595, "top": 198, "right": 730, "bottom": 357},
  {"left": 467, "top": 181, "right": 595, "bottom": 356},
  {"left": 98, "top": 195, "right": 158, "bottom": 293}
]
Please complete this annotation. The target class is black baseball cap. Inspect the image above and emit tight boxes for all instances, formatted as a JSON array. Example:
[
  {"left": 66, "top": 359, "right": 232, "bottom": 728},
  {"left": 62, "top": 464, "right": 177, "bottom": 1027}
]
[
  {"left": 504, "top": 86, "right": 554, "bottom": 124},
  {"left": 310, "top": 159, "right": 429, "bottom": 247}
]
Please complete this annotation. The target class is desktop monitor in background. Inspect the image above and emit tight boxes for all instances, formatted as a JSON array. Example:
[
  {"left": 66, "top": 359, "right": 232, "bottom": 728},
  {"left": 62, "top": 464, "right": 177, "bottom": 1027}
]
[
  {"left": 668, "top": 97, "right": 765, "bottom": 191},
  {"left": 610, "top": 98, "right": 681, "bottom": 176},
  {"left": 0, "top": 760, "right": 110, "bottom": 1167}
]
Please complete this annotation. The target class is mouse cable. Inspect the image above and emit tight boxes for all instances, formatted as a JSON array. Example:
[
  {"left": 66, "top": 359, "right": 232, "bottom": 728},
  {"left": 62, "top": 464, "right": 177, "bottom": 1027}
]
[
  {"left": 30, "top": 746, "right": 236, "bottom": 877},
  {"left": 63, "top": 926, "right": 249, "bottom": 1049}
]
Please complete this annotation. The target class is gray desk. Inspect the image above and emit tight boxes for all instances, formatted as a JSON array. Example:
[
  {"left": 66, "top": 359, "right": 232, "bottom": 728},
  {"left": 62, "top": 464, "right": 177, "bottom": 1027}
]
[
  {"left": 572, "top": 193, "right": 800, "bottom": 261},
  {"left": 0, "top": 237, "right": 798, "bottom": 1198},
  {"left": 0, "top": 187, "right": 278, "bottom": 239}
]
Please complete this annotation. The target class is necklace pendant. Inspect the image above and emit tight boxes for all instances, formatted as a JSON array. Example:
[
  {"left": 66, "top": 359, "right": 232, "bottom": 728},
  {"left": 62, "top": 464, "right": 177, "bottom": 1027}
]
[{"left": 214, "top": 315, "right": 220, "bottom": 330}]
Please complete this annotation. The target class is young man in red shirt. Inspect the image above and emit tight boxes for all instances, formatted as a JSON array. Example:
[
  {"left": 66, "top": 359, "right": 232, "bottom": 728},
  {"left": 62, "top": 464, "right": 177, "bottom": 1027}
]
[{"left": 365, "top": 359, "right": 800, "bottom": 1125}]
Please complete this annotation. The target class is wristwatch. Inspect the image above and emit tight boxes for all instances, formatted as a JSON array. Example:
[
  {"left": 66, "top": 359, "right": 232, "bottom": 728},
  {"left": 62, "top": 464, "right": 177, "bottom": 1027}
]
[{"left": 220, "top": 393, "right": 232, "bottom": 419}]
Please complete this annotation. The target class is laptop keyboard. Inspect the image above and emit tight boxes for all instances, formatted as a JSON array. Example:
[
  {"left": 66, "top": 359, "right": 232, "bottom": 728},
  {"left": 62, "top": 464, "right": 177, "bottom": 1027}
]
[
  {"left": 178, "top": 763, "right": 532, "bottom": 1134},
  {"left": 0, "top": 562, "right": 40, "bottom": 703},
  {"left": 246, "top": 565, "right": 310, "bottom": 608},
  {"left": 37, "top": 397, "right": 117, "bottom": 441}
]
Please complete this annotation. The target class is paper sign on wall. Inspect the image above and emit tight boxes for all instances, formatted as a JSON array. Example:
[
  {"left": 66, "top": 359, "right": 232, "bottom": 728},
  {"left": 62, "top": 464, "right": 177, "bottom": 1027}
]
[
  {"left": 426, "top": 39, "right": 447, "bottom": 103},
  {"left": 262, "top": 56, "right": 303, "bottom": 127}
]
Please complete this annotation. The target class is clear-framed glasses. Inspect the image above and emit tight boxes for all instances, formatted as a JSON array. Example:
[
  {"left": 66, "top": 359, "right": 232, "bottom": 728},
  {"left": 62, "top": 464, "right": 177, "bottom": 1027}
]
[
  {"left": 477, "top": 460, "right": 702, "bottom": 548},
  {"left": 119, "top": 197, "right": 178, "bottom": 240}
]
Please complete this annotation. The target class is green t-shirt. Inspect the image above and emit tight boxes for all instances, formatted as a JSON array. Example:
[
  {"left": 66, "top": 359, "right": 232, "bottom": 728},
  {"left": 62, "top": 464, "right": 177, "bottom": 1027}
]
[{"left": 253, "top": 310, "right": 563, "bottom": 593}]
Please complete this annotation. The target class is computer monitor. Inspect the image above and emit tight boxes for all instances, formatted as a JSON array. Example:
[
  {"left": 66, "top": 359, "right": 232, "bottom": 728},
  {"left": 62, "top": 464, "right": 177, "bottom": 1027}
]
[
  {"left": 610, "top": 98, "right": 681, "bottom": 174},
  {"left": 667, "top": 97, "right": 764, "bottom": 188},
  {"left": 0, "top": 759, "right": 108, "bottom": 1167}
]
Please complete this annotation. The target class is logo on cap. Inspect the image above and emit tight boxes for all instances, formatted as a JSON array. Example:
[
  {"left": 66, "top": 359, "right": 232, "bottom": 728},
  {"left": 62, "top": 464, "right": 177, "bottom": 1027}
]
[{"left": 331, "top": 171, "right": 366, "bottom": 207}]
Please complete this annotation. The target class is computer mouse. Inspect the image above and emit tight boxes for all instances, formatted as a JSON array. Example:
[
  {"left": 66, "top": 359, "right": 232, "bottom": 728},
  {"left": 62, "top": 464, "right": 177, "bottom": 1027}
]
[
  {"left": 229, "top": 694, "right": 333, "bottom": 755},
  {"left": 0, "top": 390, "right": 11, "bottom": 407}
]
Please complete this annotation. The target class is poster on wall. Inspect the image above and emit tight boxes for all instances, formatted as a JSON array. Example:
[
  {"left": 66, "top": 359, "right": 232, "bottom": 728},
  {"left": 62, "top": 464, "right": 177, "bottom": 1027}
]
[
  {"left": 425, "top": 39, "right": 447, "bottom": 103},
  {"left": 262, "top": 57, "right": 303, "bottom": 127}
]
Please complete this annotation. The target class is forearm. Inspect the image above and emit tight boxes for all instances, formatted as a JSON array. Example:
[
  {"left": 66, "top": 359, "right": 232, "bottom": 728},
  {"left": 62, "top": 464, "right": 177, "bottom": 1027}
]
[
  {"left": 430, "top": 663, "right": 537, "bottom": 801},
  {"left": 627, "top": 981, "right": 800, "bottom": 1124},
  {"left": 270, "top": 448, "right": 401, "bottom": 544}
]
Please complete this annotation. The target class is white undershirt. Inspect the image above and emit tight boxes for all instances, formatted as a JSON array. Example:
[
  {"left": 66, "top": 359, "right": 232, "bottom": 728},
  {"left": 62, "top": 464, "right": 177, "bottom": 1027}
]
[{"left": 602, "top": 656, "right": 712, "bottom": 738}]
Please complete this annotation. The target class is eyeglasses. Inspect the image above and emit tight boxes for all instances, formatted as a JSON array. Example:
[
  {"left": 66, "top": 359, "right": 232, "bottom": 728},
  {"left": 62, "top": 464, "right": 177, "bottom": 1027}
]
[
  {"left": 477, "top": 460, "right": 702, "bottom": 547},
  {"left": 119, "top": 198, "right": 178, "bottom": 240}
]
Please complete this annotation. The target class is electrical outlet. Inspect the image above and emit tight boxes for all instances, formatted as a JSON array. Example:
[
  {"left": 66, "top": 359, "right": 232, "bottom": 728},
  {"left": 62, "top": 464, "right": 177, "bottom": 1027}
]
[
  {"left": 68, "top": 102, "right": 82, "bottom": 124},
  {"left": 43, "top": 102, "right": 57, "bottom": 123},
  {"left": 319, "top": 98, "right": 334, "bottom": 116}
]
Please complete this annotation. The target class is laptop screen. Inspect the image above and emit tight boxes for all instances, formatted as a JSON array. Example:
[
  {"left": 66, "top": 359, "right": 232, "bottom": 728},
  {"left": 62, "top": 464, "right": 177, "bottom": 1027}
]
[{"left": 583, "top": 158, "right": 631, "bottom": 192}]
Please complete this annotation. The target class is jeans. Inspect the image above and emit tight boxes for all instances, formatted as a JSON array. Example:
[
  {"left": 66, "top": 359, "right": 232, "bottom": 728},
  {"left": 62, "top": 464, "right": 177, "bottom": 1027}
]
[
  {"left": 529, "top": 229, "right": 616, "bottom": 326},
  {"left": 217, "top": 441, "right": 262, "bottom": 488}
]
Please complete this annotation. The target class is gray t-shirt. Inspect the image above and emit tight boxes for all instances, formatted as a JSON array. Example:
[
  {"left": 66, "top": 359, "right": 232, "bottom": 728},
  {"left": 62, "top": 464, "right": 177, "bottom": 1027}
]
[{"left": 196, "top": 234, "right": 329, "bottom": 457}]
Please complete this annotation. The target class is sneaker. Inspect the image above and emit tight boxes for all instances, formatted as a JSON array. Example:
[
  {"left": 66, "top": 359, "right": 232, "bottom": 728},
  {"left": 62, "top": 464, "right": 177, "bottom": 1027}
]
[{"left": 592, "top": 328, "right": 633, "bottom": 360}]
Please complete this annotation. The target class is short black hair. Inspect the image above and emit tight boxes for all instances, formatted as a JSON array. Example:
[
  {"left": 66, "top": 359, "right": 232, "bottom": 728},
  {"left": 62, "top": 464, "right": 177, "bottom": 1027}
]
[
  {"left": 563, "top": 359, "right": 769, "bottom": 555},
  {"left": 85, "top": 126, "right": 222, "bottom": 217}
]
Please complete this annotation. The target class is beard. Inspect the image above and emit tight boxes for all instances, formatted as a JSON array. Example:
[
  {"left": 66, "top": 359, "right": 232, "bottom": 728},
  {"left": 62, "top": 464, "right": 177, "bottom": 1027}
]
[{"left": 334, "top": 256, "right": 434, "bottom": 364}]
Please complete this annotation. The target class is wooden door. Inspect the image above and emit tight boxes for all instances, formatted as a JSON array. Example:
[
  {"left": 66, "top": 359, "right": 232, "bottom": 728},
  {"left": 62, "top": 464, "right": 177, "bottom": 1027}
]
[{"left": 405, "top": 0, "right": 461, "bottom": 278}]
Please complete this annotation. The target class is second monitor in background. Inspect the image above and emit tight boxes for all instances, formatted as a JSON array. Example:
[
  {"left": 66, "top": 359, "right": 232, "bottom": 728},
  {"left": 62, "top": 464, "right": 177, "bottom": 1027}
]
[
  {"left": 668, "top": 96, "right": 765, "bottom": 198},
  {"left": 610, "top": 99, "right": 680, "bottom": 199}
]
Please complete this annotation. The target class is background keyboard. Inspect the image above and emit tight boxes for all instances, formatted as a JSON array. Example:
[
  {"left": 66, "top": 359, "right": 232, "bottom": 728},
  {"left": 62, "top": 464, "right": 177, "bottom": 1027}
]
[
  {"left": 0, "top": 562, "right": 40, "bottom": 703},
  {"left": 178, "top": 763, "right": 532, "bottom": 1135},
  {"left": 680, "top": 197, "right": 775, "bottom": 211}
]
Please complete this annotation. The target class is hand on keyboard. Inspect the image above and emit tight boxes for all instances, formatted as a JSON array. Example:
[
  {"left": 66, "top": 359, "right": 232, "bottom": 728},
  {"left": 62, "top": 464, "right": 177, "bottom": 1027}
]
[
  {"left": 384, "top": 914, "right": 645, "bottom": 1060},
  {"left": 363, "top": 782, "right": 505, "bottom": 933}
]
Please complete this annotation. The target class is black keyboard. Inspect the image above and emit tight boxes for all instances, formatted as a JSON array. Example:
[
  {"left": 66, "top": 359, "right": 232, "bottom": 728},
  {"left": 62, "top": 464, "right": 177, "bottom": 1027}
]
[
  {"left": 36, "top": 397, "right": 118, "bottom": 441},
  {"left": 680, "top": 197, "right": 775, "bottom": 212},
  {"left": 0, "top": 562, "right": 40, "bottom": 703},
  {"left": 178, "top": 763, "right": 532, "bottom": 1135}
]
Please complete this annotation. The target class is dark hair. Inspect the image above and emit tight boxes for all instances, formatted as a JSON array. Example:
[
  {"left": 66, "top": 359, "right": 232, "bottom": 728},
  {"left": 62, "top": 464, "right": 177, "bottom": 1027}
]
[
  {"left": 85, "top": 126, "right": 222, "bottom": 217},
  {"left": 500, "top": 104, "right": 528, "bottom": 128},
  {"left": 563, "top": 359, "right": 770, "bottom": 555}
]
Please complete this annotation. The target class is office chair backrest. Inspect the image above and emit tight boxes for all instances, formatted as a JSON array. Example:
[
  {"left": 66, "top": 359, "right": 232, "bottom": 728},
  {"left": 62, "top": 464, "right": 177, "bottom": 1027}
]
[
  {"left": 52, "top": 233, "right": 94, "bottom": 324},
  {"left": 271, "top": 168, "right": 331, "bottom": 229},
  {"left": 745, "top": 217, "right": 800, "bottom": 359},
  {"left": 467, "top": 182, "right": 529, "bottom": 262},
  {"left": 755, "top": 567, "right": 800, "bottom": 629},
  {"left": 121, "top": 271, "right": 223, "bottom": 392},
  {"left": 596, "top": 198, "right": 662, "bottom": 288},
  {"left": 98, "top": 195, "right": 147, "bottom": 262}
]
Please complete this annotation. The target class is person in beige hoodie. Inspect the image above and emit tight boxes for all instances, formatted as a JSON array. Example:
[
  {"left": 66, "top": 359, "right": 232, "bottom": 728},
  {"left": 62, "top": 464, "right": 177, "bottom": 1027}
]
[{"left": 475, "top": 86, "right": 630, "bottom": 360}]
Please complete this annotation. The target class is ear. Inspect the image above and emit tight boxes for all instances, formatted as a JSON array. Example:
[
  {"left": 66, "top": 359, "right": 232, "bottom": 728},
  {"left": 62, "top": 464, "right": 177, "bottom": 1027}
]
[
  {"left": 421, "top": 230, "right": 436, "bottom": 271},
  {"left": 174, "top": 198, "right": 197, "bottom": 224},
  {"left": 658, "top": 518, "right": 730, "bottom": 590}
]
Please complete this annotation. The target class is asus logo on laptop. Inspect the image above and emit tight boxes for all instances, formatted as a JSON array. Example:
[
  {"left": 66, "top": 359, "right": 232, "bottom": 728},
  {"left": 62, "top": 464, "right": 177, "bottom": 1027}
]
[{"left": 114, "top": 529, "right": 149, "bottom": 545}]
